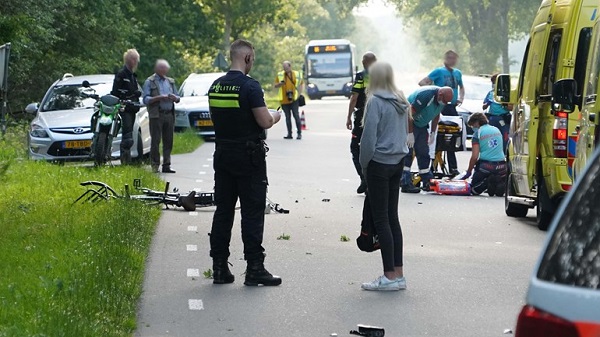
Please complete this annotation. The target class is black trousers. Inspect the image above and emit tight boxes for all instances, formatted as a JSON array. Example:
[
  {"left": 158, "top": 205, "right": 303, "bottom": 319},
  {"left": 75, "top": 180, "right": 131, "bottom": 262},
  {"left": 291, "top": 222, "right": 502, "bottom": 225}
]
[
  {"left": 119, "top": 111, "right": 135, "bottom": 152},
  {"left": 282, "top": 100, "right": 301, "bottom": 135},
  {"left": 441, "top": 104, "right": 458, "bottom": 170},
  {"left": 366, "top": 160, "right": 404, "bottom": 272},
  {"left": 350, "top": 126, "right": 363, "bottom": 180},
  {"left": 210, "top": 145, "right": 267, "bottom": 262},
  {"left": 471, "top": 160, "right": 507, "bottom": 195}
]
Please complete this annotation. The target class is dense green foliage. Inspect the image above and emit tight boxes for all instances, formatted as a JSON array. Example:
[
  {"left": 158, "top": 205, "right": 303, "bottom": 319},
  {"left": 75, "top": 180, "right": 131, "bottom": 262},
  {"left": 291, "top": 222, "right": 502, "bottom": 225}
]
[
  {"left": 391, "top": 0, "right": 540, "bottom": 74},
  {"left": 0, "top": 0, "right": 367, "bottom": 112}
]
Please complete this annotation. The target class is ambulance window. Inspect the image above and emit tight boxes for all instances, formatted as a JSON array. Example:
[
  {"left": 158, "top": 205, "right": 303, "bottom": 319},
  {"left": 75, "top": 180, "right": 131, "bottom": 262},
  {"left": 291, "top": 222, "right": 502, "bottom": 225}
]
[
  {"left": 586, "top": 27, "right": 600, "bottom": 100},
  {"left": 518, "top": 40, "right": 530, "bottom": 98},
  {"left": 537, "top": 152, "right": 600, "bottom": 290},
  {"left": 574, "top": 28, "right": 593, "bottom": 97},
  {"left": 541, "top": 31, "right": 562, "bottom": 95}
]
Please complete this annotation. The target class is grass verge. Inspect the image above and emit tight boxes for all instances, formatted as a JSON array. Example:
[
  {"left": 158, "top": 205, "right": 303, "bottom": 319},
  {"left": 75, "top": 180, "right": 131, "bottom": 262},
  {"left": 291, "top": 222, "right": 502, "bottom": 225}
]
[
  {"left": 172, "top": 129, "right": 204, "bottom": 155},
  {"left": 0, "top": 127, "right": 163, "bottom": 336}
]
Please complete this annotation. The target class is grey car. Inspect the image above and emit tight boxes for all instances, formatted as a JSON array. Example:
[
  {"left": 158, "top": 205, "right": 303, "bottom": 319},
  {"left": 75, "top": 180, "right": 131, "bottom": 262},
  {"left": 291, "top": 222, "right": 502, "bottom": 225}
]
[
  {"left": 511, "top": 146, "right": 600, "bottom": 335},
  {"left": 175, "top": 72, "right": 225, "bottom": 137},
  {"left": 456, "top": 75, "right": 492, "bottom": 139},
  {"left": 26, "top": 74, "right": 151, "bottom": 161}
]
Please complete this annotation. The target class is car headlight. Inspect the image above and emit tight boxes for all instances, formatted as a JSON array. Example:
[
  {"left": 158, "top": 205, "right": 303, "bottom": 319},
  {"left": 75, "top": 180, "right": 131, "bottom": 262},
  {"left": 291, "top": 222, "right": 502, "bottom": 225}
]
[
  {"left": 30, "top": 124, "right": 49, "bottom": 138},
  {"left": 175, "top": 109, "right": 187, "bottom": 116},
  {"left": 307, "top": 83, "right": 316, "bottom": 89}
]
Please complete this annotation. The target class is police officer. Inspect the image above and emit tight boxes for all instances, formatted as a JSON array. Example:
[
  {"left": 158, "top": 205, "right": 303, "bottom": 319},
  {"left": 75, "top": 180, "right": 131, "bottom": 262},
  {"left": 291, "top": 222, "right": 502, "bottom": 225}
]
[
  {"left": 346, "top": 52, "right": 376, "bottom": 194},
  {"left": 402, "top": 86, "right": 454, "bottom": 193},
  {"left": 208, "top": 39, "right": 282, "bottom": 286},
  {"left": 111, "top": 49, "right": 142, "bottom": 165}
]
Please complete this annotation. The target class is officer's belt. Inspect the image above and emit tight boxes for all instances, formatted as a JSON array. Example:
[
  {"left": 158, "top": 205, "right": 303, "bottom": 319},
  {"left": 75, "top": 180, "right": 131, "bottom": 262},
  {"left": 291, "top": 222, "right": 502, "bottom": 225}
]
[{"left": 216, "top": 139, "right": 262, "bottom": 149}]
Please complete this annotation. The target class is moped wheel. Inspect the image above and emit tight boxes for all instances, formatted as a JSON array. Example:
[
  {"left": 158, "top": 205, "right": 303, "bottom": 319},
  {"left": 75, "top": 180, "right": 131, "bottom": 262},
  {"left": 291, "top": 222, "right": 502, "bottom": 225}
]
[{"left": 94, "top": 133, "right": 108, "bottom": 166}]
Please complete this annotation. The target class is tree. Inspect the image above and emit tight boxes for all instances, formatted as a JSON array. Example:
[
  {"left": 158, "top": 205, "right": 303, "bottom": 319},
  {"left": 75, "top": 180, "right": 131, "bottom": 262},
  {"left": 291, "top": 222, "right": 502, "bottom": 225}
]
[{"left": 391, "top": 0, "right": 540, "bottom": 73}]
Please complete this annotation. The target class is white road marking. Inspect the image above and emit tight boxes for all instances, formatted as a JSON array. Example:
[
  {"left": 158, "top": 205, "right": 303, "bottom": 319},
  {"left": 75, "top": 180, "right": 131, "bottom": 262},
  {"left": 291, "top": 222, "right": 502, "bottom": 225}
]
[
  {"left": 202, "top": 164, "right": 209, "bottom": 168},
  {"left": 188, "top": 299, "right": 204, "bottom": 310},
  {"left": 187, "top": 226, "right": 198, "bottom": 232},
  {"left": 186, "top": 244, "right": 198, "bottom": 252},
  {"left": 189, "top": 212, "right": 198, "bottom": 216},
  {"left": 207, "top": 158, "right": 213, "bottom": 161},
  {"left": 193, "top": 187, "right": 202, "bottom": 192},
  {"left": 199, "top": 171, "right": 206, "bottom": 175},
  {"left": 342, "top": 179, "right": 350, "bottom": 182},
  {"left": 187, "top": 268, "right": 200, "bottom": 277},
  {"left": 196, "top": 179, "right": 204, "bottom": 183}
]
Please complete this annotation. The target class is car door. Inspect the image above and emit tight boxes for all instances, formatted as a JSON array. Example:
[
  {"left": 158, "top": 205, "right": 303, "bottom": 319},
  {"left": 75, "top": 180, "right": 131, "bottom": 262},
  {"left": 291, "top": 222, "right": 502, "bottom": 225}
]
[
  {"left": 575, "top": 20, "right": 600, "bottom": 179},
  {"left": 513, "top": 4, "right": 556, "bottom": 196}
]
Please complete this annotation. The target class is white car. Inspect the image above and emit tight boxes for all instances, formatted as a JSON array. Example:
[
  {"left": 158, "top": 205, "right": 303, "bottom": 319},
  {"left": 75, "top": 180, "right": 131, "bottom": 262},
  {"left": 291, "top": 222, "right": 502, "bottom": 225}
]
[
  {"left": 513, "top": 146, "right": 600, "bottom": 336},
  {"left": 175, "top": 72, "right": 225, "bottom": 138},
  {"left": 26, "top": 74, "right": 151, "bottom": 161},
  {"left": 457, "top": 75, "right": 493, "bottom": 139}
]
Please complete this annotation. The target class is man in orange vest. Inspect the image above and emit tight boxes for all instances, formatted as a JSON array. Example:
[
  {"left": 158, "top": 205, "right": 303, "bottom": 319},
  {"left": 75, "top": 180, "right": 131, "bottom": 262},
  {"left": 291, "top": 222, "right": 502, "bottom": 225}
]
[{"left": 274, "top": 61, "right": 304, "bottom": 140}]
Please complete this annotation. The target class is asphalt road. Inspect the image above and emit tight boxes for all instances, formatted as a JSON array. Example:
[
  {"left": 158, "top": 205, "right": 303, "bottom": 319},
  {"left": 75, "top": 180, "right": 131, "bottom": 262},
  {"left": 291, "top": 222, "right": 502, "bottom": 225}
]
[{"left": 136, "top": 97, "right": 548, "bottom": 337}]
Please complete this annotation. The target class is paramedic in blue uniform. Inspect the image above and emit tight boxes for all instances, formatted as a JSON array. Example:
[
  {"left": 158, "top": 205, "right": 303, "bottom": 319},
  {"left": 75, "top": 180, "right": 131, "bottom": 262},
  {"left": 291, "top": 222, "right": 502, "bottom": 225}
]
[
  {"left": 401, "top": 86, "right": 454, "bottom": 193},
  {"left": 483, "top": 73, "right": 511, "bottom": 153},
  {"left": 462, "top": 113, "right": 507, "bottom": 196},
  {"left": 418, "top": 50, "right": 465, "bottom": 176},
  {"left": 208, "top": 39, "right": 282, "bottom": 287},
  {"left": 346, "top": 51, "right": 377, "bottom": 194}
]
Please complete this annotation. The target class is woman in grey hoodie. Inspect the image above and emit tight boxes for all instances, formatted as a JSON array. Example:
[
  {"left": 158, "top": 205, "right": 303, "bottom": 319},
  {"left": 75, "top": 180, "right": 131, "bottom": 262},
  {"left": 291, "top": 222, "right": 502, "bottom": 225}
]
[{"left": 359, "top": 61, "right": 410, "bottom": 291}]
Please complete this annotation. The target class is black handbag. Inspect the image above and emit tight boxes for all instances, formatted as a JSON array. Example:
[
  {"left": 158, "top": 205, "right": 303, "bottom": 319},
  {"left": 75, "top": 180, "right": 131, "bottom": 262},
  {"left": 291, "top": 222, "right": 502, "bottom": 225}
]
[
  {"left": 286, "top": 72, "right": 306, "bottom": 107},
  {"left": 356, "top": 195, "right": 380, "bottom": 252}
]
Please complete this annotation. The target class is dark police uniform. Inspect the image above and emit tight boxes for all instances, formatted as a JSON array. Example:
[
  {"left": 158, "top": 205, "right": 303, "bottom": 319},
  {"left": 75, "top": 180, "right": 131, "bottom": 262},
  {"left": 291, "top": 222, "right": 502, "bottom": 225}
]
[
  {"left": 111, "top": 66, "right": 141, "bottom": 160},
  {"left": 208, "top": 70, "right": 268, "bottom": 263},
  {"left": 351, "top": 70, "right": 368, "bottom": 179}
]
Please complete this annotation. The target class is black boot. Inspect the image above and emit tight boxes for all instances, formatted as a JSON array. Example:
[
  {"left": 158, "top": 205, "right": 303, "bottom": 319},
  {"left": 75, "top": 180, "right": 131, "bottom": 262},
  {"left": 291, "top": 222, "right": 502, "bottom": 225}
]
[
  {"left": 356, "top": 180, "right": 367, "bottom": 194},
  {"left": 212, "top": 258, "right": 234, "bottom": 284},
  {"left": 120, "top": 149, "right": 132, "bottom": 165},
  {"left": 244, "top": 260, "right": 282, "bottom": 286}
]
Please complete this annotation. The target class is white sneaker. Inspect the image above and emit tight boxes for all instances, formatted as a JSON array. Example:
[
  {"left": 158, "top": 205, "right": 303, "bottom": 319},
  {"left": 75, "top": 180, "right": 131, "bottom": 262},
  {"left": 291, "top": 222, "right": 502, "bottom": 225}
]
[
  {"left": 396, "top": 276, "right": 407, "bottom": 290},
  {"left": 361, "top": 275, "right": 401, "bottom": 291}
]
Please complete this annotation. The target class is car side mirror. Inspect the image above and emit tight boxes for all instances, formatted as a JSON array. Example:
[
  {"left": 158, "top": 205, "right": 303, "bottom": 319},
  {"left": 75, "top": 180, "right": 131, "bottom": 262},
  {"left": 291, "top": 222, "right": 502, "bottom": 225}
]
[
  {"left": 25, "top": 103, "right": 39, "bottom": 114},
  {"left": 82, "top": 80, "right": 90, "bottom": 88},
  {"left": 495, "top": 74, "right": 512, "bottom": 103},
  {"left": 552, "top": 79, "right": 579, "bottom": 113}
]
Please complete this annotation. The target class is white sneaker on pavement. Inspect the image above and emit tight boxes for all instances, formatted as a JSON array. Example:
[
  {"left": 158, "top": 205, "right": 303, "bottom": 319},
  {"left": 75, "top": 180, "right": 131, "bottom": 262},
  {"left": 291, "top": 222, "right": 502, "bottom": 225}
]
[
  {"left": 361, "top": 275, "right": 401, "bottom": 291},
  {"left": 396, "top": 276, "right": 407, "bottom": 290}
]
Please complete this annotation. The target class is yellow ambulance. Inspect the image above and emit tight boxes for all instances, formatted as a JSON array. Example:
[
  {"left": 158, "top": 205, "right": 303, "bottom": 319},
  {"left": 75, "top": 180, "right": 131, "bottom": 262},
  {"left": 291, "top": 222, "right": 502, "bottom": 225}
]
[{"left": 495, "top": 0, "right": 599, "bottom": 230}]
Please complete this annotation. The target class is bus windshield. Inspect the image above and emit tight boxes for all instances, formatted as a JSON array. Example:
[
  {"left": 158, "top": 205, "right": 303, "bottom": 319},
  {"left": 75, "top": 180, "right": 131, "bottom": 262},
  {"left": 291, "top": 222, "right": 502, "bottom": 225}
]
[{"left": 307, "top": 52, "right": 352, "bottom": 78}]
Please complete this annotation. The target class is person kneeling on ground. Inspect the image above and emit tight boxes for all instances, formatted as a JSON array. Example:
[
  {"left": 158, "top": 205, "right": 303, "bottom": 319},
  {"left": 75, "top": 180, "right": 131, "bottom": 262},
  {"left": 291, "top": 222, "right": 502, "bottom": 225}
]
[{"left": 461, "top": 113, "right": 507, "bottom": 196}]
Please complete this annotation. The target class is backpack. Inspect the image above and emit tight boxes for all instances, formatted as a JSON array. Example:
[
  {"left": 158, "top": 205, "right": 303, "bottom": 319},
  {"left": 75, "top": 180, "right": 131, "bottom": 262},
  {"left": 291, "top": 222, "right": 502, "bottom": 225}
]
[{"left": 356, "top": 195, "right": 380, "bottom": 252}]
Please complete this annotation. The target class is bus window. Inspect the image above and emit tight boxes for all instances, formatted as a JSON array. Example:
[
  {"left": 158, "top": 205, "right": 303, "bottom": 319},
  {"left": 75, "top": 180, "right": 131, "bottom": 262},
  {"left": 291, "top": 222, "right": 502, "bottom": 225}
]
[
  {"left": 574, "top": 28, "right": 593, "bottom": 97},
  {"left": 541, "top": 31, "right": 562, "bottom": 95}
]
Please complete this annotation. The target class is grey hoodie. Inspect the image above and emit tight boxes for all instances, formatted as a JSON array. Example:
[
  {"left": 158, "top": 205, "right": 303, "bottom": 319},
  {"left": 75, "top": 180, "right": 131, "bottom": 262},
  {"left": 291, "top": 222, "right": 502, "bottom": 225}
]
[{"left": 359, "top": 90, "right": 409, "bottom": 173}]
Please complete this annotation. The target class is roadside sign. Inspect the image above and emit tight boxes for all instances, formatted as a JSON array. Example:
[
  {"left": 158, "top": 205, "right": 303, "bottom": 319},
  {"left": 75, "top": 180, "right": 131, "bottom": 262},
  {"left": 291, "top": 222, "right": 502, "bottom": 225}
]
[{"left": 0, "top": 43, "right": 10, "bottom": 135}]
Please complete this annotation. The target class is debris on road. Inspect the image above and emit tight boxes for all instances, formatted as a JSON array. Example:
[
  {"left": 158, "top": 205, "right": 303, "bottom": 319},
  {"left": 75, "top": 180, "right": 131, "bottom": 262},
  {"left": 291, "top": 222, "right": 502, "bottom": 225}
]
[
  {"left": 322, "top": 198, "right": 331, "bottom": 202},
  {"left": 340, "top": 235, "right": 350, "bottom": 242},
  {"left": 503, "top": 328, "right": 513, "bottom": 334},
  {"left": 277, "top": 233, "right": 291, "bottom": 241},
  {"left": 350, "top": 324, "right": 385, "bottom": 337}
]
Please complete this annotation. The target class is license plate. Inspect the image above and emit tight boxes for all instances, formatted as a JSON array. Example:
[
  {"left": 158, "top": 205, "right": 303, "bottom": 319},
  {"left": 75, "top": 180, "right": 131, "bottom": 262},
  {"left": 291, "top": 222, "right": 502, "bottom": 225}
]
[
  {"left": 64, "top": 140, "right": 92, "bottom": 149},
  {"left": 196, "top": 120, "right": 213, "bottom": 127},
  {"left": 326, "top": 90, "right": 337, "bottom": 94}
]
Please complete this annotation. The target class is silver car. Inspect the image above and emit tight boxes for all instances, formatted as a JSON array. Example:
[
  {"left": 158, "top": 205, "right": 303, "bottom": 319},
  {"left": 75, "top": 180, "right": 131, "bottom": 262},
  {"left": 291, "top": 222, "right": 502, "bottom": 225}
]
[
  {"left": 456, "top": 75, "right": 492, "bottom": 139},
  {"left": 175, "top": 72, "right": 225, "bottom": 137},
  {"left": 26, "top": 74, "right": 151, "bottom": 161},
  {"left": 512, "top": 146, "right": 600, "bottom": 336}
]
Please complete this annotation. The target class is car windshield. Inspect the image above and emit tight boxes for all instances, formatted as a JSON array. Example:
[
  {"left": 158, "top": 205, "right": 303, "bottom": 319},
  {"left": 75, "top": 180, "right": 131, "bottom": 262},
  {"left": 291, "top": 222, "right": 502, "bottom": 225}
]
[
  {"left": 463, "top": 78, "right": 492, "bottom": 101},
  {"left": 537, "top": 150, "right": 600, "bottom": 290},
  {"left": 179, "top": 78, "right": 218, "bottom": 97},
  {"left": 41, "top": 82, "right": 112, "bottom": 112},
  {"left": 307, "top": 52, "right": 352, "bottom": 78}
]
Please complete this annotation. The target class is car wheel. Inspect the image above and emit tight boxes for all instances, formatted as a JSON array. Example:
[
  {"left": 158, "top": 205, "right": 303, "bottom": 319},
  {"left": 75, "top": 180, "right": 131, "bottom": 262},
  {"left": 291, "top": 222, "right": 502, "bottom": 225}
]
[
  {"left": 536, "top": 176, "right": 554, "bottom": 231},
  {"left": 505, "top": 171, "right": 528, "bottom": 218},
  {"left": 133, "top": 129, "right": 145, "bottom": 163}
]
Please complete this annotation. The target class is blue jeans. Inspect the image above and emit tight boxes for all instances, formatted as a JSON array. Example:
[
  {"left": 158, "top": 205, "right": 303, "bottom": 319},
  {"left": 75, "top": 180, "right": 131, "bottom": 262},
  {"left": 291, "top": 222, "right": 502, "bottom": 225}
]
[{"left": 402, "top": 125, "right": 432, "bottom": 186}]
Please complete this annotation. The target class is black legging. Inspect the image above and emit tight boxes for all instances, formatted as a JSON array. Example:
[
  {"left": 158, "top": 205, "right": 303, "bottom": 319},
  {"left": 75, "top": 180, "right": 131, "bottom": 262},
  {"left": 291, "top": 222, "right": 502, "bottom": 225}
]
[{"left": 366, "top": 160, "right": 404, "bottom": 272}]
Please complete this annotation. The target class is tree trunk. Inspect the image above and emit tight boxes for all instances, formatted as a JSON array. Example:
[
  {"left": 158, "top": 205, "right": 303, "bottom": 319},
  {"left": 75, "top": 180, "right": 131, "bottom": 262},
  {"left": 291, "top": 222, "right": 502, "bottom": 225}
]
[
  {"left": 223, "top": 10, "right": 232, "bottom": 52},
  {"left": 499, "top": 9, "right": 510, "bottom": 73}
]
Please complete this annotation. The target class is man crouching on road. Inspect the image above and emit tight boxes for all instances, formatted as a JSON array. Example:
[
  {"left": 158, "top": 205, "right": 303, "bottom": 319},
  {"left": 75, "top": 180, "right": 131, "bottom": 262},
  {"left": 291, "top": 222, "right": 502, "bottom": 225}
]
[
  {"left": 208, "top": 39, "right": 283, "bottom": 286},
  {"left": 401, "top": 86, "right": 454, "bottom": 193}
]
